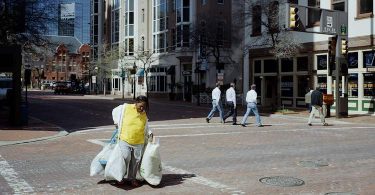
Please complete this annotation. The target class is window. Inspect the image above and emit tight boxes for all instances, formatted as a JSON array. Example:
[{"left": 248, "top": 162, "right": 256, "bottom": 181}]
[
  {"left": 317, "top": 54, "right": 327, "bottom": 70},
  {"left": 297, "top": 56, "right": 308, "bottom": 71},
  {"left": 252, "top": 5, "right": 261, "bottom": 36},
  {"left": 357, "top": 0, "right": 373, "bottom": 19},
  {"left": 264, "top": 59, "right": 278, "bottom": 73},
  {"left": 317, "top": 75, "right": 327, "bottom": 94},
  {"left": 363, "top": 73, "right": 375, "bottom": 97},
  {"left": 332, "top": 0, "right": 345, "bottom": 11},
  {"left": 281, "top": 76, "right": 293, "bottom": 97},
  {"left": 297, "top": 76, "right": 309, "bottom": 97},
  {"left": 218, "top": 0, "right": 224, "bottom": 4},
  {"left": 363, "top": 51, "right": 375, "bottom": 68},
  {"left": 307, "top": 0, "right": 320, "bottom": 27},
  {"left": 217, "top": 21, "right": 224, "bottom": 46},
  {"left": 288, "top": 0, "right": 298, "bottom": 4},
  {"left": 201, "top": 0, "right": 207, "bottom": 5},
  {"left": 348, "top": 52, "right": 358, "bottom": 69},
  {"left": 281, "top": 58, "right": 293, "bottom": 72},
  {"left": 348, "top": 73, "right": 358, "bottom": 97},
  {"left": 254, "top": 60, "right": 261, "bottom": 73}
]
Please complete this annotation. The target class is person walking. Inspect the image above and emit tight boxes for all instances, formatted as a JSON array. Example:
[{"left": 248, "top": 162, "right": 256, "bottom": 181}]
[
  {"left": 206, "top": 83, "right": 224, "bottom": 123},
  {"left": 305, "top": 88, "right": 313, "bottom": 113},
  {"left": 240, "top": 84, "right": 263, "bottom": 127},
  {"left": 223, "top": 83, "right": 237, "bottom": 125},
  {"left": 111, "top": 95, "right": 154, "bottom": 187},
  {"left": 308, "top": 87, "right": 328, "bottom": 126}
]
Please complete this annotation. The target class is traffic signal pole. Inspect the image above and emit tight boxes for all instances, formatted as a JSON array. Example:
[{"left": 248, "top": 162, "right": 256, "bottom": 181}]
[{"left": 335, "top": 35, "right": 342, "bottom": 118}]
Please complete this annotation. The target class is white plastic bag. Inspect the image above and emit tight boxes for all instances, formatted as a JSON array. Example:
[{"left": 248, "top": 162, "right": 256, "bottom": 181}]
[
  {"left": 104, "top": 143, "right": 126, "bottom": 181},
  {"left": 90, "top": 143, "right": 115, "bottom": 176},
  {"left": 140, "top": 138, "right": 162, "bottom": 186}
]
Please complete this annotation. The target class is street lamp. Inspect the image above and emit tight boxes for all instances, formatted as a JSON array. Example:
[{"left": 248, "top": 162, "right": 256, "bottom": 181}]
[
  {"left": 120, "top": 64, "right": 127, "bottom": 99},
  {"left": 133, "top": 62, "right": 137, "bottom": 100}
]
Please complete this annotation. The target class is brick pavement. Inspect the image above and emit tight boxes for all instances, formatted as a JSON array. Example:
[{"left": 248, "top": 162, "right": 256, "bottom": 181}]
[{"left": 0, "top": 94, "right": 373, "bottom": 147}]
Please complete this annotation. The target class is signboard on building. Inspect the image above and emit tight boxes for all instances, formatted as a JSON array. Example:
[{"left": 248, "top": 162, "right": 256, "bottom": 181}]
[
  {"left": 92, "top": 76, "right": 96, "bottom": 83},
  {"left": 60, "top": 3, "right": 75, "bottom": 19},
  {"left": 182, "top": 71, "right": 192, "bottom": 75}
]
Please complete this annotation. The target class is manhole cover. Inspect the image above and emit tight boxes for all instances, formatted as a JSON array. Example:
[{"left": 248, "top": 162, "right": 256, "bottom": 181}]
[
  {"left": 298, "top": 160, "right": 329, "bottom": 168},
  {"left": 259, "top": 176, "right": 304, "bottom": 187},
  {"left": 325, "top": 192, "right": 357, "bottom": 195}
]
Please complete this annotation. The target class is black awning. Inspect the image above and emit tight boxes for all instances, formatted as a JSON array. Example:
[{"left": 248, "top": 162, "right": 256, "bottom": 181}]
[{"left": 167, "top": 66, "right": 175, "bottom": 75}]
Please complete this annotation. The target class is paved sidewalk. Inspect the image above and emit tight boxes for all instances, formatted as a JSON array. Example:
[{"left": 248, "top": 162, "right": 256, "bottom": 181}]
[{"left": 1, "top": 94, "right": 373, "bottom": 147}]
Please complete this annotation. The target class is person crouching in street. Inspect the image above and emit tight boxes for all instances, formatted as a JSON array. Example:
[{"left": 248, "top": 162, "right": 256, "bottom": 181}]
[
  {"left": 308, "top": 87, "right": 328, "bottom": 126},
  {"left": 240, "top": 84, "right": 263, "bottom": 127},
  {"left": 112, "top": 95, "right": 153, "bottom": 187},
  {"left": 223, "top": 82, "right": 237, "bottom": 125},
  {"left": 206, "top": 83, "right": 224, "bottom": 123}
]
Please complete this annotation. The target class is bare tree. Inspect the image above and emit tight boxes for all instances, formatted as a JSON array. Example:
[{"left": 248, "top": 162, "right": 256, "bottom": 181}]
[
  {"left": 238, "top": 0, "right": 302, "bottom": 58},
  {"left": 131, "top": 50, "right": 158, "bottom": 98},
  {"left": 190, "top": 14, "right": 234, "bottom": 72},
  {"left": 0, "top": 1, "right": 58, "bottom": 47}
]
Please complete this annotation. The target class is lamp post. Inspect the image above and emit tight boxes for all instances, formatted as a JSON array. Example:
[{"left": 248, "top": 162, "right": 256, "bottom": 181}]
[{"left": 133, "top": 62, "right": 137, "bottom": 100}]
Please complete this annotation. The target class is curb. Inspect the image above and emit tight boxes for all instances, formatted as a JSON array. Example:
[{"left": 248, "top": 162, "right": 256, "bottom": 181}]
[{"left": 0, "top": 130, "right": 69, "bottom": 147}]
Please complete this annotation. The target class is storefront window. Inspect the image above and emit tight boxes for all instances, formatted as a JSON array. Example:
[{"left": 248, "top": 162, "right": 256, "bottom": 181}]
[
  {"left": 348, "top": 73, "right": 358, "bottom": 97},
  {"left": 317, "top": 54, "right": 327, "bottom": 70},
  {"left": 264, "top": 59, "right": 278, "bottom": 73},
  {"left": 348, "top": 52, "right": 358, "bottom": 69},
  {"left": 281, "top": 76, "right": 293, "bottom": 97},
  {"left": 317, "top": 75, "right": 327, "bottom": 94},
  {"left": 363, "top": 73, "right": 375, "bottom": 97},
  {"left": 363, "top": 51, "right": 375, "bottom": 68},
  {"left": 254, "top": 60, "right": 261, "bottom": 73},
  {"left": 297, "top": 56, "right": 308, "bottom": 71},
  {"left": 254, "top": 76, "right": 262, "bottom": 99},
  {"left": 297, "top": 76, "right": 309, "bottom": 97},
  {"left": 281, "top": 58, "right": 293, "bottom": 72}
]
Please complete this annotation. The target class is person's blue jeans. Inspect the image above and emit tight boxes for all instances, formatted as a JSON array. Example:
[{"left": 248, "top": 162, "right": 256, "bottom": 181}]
[
  {"left": 207, "top": 100, "right": 223, "bottom": 122},
  {"left": 241, "top": 102, "right": 262, "bottom": 126}
]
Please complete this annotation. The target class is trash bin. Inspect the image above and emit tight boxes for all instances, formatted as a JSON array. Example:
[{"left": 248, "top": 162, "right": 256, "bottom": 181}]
[{"left": 20, "top": 103, "right": 28, "bottom": 125}]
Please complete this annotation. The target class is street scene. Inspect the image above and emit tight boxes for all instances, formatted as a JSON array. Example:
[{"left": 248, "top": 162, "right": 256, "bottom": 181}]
[
  {"left": 1, "top": 91, "right": 375, "bottom": 194},
  {"left": 1, "top": 0, "right": 375, "bottom": 194}
]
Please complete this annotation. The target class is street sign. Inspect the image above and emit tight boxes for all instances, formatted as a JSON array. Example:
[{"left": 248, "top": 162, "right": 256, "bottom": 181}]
[
  {"left": 340, "top": 25, "right": 347, "bottom": 35},
  {"left": 92, "top": 76, "right": 96, "bottom": 83},
  {"left": 320, "top": 9, "right": 348, "bottom": 36}
]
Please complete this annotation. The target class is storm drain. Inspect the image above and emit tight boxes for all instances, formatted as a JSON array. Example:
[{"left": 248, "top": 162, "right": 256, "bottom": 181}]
[
  {"left": 298, "top": 160, "right": 329, "bottom": 168},
  {"left": 259, "top": 176, "right": 304, "bottom": 187},
  {"left": 324, "top": 192, "right": 357, "bottom": 195}
]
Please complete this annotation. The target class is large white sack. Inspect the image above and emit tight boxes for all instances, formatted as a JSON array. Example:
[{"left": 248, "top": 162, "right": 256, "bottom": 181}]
[
  {"left": 104, "top": 143, "right": 126, "bottom": 181},
  {"left": 90, "top": 143, "right": 115, "bottom": 176},
  {"left": 140, "top": 138, "right": 162, "bottom": 186}
]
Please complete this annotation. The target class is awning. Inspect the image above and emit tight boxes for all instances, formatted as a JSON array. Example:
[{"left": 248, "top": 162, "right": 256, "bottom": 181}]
[
  {"left": 136, "top": 68, "right": 144, "bottom": 76},
  {"left": 166, "top": 66, "right": 175, "bottom": 75}
]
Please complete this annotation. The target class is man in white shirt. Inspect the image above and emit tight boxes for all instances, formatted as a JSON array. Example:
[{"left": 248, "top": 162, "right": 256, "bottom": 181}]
[
  {"left": 240, "top": 84, "right": 263, "bottom": 127},
  {"left": 206, "top": 83, "right": 224, "bottom": 123},
  {"left": 223, "top": 83, "right": 237, "bottom": 125}
]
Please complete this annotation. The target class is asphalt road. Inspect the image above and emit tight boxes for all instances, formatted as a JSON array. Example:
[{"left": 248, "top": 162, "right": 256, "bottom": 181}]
[{"left": 0, "top": 91, "right": 374, "bottom": 194}]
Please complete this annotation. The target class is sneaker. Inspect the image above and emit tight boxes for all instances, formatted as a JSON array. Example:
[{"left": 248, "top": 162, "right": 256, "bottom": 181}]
[
  {"left": 232, "top": 122, "right": 237, "bottom": 125},
  {"left": 241, "top": 124, "right": 246, "bottom": 127},
  {"left": 131, "top": 180, "right": 140, "bottom": 187},
  {"left": 308, "top": 123, "right": 312, "bottom": 126},
  {"left": 206, "top": 118, "right": 210, "bottom": 123},
  {"left": 323, "top": 123, "right": 328, "bottom": 126},
  {"left": 257, "top": 124, "right": 264, "bottom": 127}
]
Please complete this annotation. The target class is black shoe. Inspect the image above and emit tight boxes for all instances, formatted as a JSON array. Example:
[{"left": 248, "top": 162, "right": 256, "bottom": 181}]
[
  {"left": 241, "top": 124, "right": 246, "bottom": 127},
  {"left": 206, "top": 118, "right": 210, "bottom": 123},
  {"left": 308, "top": 123, "right": 312, "bottom": 126},
  {"left": 257, "top": 124, "right": 264, "bottom": 127},
  {"left": 232, "top": 122, "right": 237, "bottom": 125}
]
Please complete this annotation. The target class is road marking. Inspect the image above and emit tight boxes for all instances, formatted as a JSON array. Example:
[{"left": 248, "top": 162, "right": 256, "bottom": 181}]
[
  {"left": 87, "top": 139, "right": 245, "bottom": 194},
  {"left": 0, "top": 155, "right": 34, "bottom": 194},
  {"left": 163, "top": 165, "right": 245, "bottom": 195}
]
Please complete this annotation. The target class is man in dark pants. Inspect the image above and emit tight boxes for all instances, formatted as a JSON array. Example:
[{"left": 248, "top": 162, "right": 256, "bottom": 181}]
[
  {"left": 308, "top": 87, "right": 328, "bottom": 126},
  {"left": 223, "top": 83, "right": 237, "bottom": 125}
]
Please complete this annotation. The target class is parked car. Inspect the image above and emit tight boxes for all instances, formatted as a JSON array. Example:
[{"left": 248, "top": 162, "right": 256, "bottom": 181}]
[
  {"left": 54, "top": 82, "right": 72, "bottom": 94},
  {"left": 0, "top": 78, "right": 12, "bottom": 100}
]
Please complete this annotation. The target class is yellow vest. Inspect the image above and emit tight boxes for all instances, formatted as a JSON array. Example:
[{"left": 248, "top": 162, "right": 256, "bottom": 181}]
[{"left": 120, "top": 104, "right": 147, "bottom": 145}]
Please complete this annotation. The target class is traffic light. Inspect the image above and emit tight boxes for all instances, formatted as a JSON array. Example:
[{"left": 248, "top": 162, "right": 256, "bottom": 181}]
[
  {"left": 341, "top": 38, "right": 348, "bottom": 56},
  {"left": 289, "top": 6, "right": 300, "bottom": 29},
  {"left": 328, "top": 36, "right": 337, "bottom": 76},
  {"left": 341, "top": 61, "right": 348, "bottom": 76}
]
